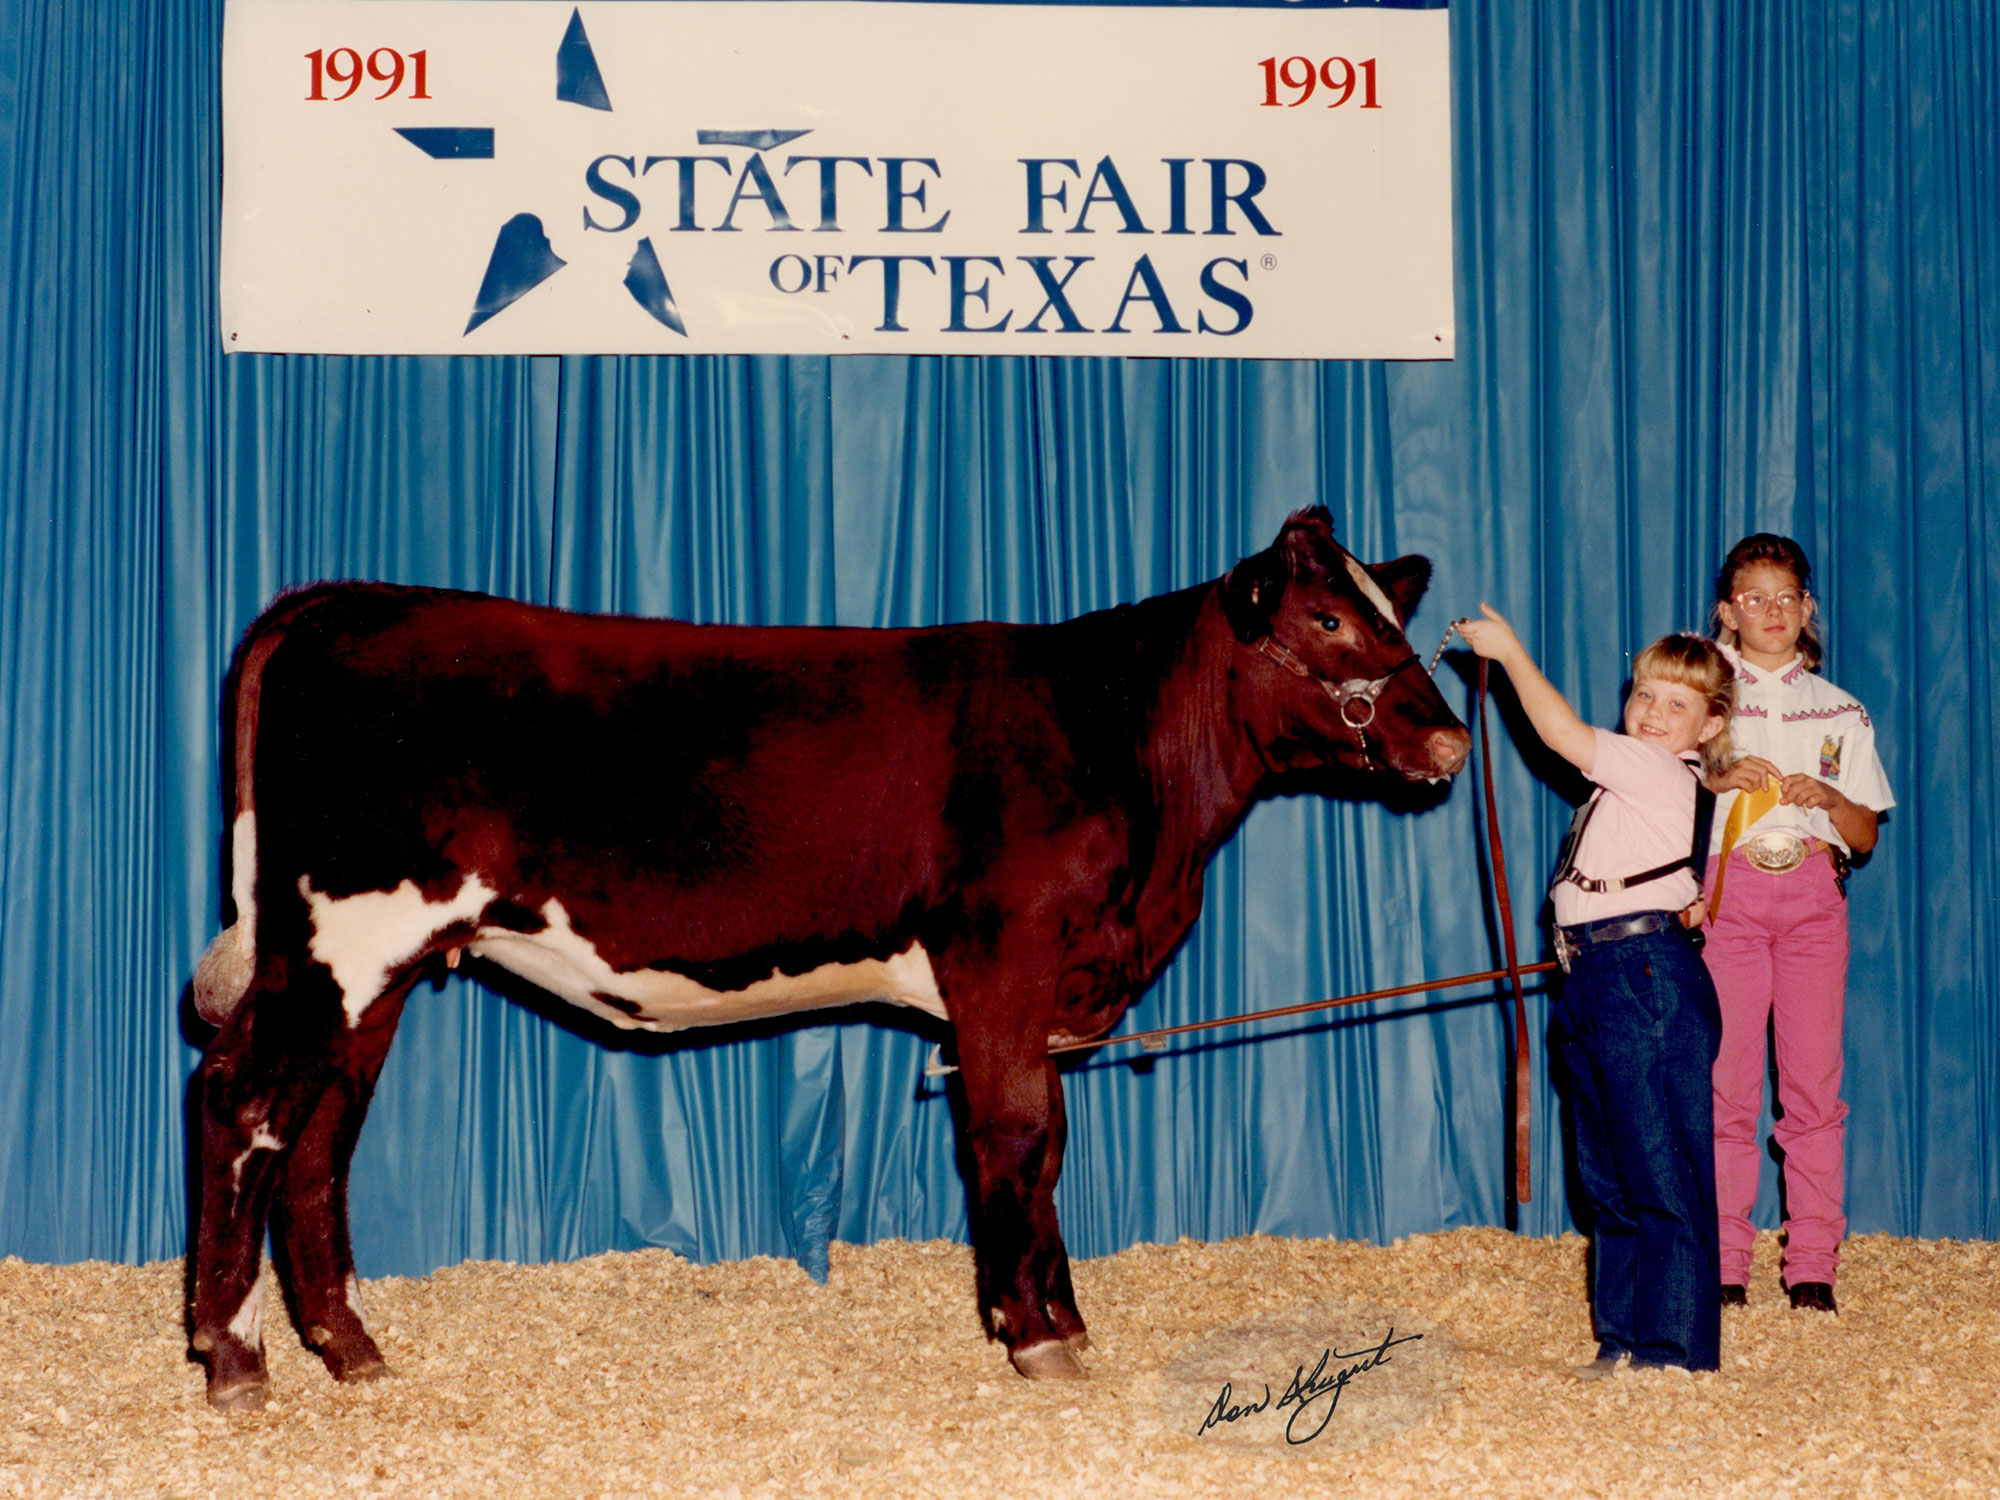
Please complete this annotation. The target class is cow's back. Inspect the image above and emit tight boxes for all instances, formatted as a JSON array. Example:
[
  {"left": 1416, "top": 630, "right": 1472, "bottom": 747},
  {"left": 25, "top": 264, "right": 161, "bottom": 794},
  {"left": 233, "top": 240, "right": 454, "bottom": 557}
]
[{"left": 238, "top": 583, "right": 1149, "bottom": 1029}]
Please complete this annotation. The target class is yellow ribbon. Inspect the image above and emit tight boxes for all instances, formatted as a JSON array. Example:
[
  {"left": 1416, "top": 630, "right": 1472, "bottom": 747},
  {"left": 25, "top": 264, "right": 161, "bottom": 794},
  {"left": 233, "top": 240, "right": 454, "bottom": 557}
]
[{"left": 1706, "top": 776, "right": 1783, "bottom": 920}]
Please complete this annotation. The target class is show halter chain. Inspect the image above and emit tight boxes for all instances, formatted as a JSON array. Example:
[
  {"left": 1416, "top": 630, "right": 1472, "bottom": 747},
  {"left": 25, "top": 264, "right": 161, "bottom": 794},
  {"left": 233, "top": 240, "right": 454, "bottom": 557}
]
[{"left": 1425, "top": 621, "right": 1456, "bottom": 675}]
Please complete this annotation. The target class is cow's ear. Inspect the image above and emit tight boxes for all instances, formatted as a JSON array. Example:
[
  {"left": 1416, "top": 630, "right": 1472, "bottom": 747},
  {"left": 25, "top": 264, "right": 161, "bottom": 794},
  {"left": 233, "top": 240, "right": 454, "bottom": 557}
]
[
  {"left": 1369, "top": 555, "right": 1433, "bottom": 624},
  {"left": 1279, "top": 519, "right": 1339, "bottom": 584},
  {"left": 1221, "top": 545, "right": 1287, "bottom": 642}
]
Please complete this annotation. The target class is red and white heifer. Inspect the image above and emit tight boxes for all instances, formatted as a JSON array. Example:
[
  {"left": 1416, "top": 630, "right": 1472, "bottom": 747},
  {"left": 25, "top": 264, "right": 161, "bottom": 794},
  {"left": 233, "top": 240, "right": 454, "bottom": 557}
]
[{"left": 187, "top": 506, "right": 1470, "bottom": 1410}]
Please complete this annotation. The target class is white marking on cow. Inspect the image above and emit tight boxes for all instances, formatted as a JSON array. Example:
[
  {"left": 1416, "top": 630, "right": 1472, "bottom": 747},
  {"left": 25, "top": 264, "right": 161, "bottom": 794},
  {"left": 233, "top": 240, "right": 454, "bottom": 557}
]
[
  {"left": 468, "top": 899, "right": 947, "bottom": 1032},
  {"left": 192, "top": 812, "right": 261, "bottom": 1024},
  {"left": 344, "top": 1272, "right": 366, "bottom": 1325},
  {"left": 300, "top": 873, "right": 498, "bottom": 1027},
  {"left": 1343, "top": 555, "right": 1402, "bottom": 630},
  {"left": 231, "top": 811, "right": 257, "bottom": 930},
  {"left": 228, "top": 1282, "right": 264, "bottom": 1350},
  {"left": 230, "top": 1123, "right": 283, "bottom": 1193}
]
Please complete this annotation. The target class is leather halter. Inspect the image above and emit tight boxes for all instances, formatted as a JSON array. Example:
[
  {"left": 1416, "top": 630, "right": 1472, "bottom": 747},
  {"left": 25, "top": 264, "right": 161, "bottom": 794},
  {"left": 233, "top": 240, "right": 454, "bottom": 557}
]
[{"left": 1255, "top": 635, "right": 1424, "bottom": 767}]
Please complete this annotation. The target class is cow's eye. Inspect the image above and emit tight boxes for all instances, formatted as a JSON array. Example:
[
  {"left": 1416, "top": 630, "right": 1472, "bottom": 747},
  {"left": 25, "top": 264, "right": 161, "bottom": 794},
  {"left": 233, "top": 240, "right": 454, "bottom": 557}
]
[{"left": 1316, "top": 616, "right": 1343, "bottom": 634}]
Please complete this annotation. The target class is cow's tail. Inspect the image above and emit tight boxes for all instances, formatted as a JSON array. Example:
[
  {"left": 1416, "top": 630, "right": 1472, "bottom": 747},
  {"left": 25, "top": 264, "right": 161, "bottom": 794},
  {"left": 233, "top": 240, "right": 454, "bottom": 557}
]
[{"left": 193, "top": 587, "right": 341, "bottom": 1026}]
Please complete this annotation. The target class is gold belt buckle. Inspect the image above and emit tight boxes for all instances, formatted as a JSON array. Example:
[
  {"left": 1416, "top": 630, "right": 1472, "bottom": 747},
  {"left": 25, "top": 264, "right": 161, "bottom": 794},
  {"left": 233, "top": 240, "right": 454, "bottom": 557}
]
[{"left": 1743, "top": 830, "right": 1809, "bottom": 874}]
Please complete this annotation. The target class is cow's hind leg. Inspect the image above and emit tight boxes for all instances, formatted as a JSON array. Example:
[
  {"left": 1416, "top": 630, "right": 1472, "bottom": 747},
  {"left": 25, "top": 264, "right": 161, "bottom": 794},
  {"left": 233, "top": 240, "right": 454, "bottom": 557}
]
[
  {"left": 955, "top": 1019, "right": 1086, "bottom": 1380},
  {"left": 188, "top": 962, "right": 348, "bottom": 1410},
  {"left": 269, "top": 974, "right": 416, "bottom": 1385}
]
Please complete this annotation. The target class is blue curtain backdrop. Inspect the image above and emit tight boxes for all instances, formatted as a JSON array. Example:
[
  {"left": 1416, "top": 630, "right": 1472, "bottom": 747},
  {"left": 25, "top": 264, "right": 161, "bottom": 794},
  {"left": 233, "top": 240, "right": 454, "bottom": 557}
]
[{"left": 1, "top": 0, "right": 1994, "bottom": 1277}]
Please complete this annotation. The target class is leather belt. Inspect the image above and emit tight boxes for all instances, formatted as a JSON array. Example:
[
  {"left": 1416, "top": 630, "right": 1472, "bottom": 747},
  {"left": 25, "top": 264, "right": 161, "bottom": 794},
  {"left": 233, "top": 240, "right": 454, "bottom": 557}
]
[{"left": 1552, "top": 910, "right": 1681, "bottom": 973}]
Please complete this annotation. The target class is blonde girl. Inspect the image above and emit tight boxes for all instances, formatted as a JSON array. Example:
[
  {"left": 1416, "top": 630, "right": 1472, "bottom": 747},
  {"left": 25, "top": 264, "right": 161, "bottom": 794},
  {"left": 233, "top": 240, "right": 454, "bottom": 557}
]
[{"left": 1457, "top": 607, "right": 1732, "bottom": 1375}]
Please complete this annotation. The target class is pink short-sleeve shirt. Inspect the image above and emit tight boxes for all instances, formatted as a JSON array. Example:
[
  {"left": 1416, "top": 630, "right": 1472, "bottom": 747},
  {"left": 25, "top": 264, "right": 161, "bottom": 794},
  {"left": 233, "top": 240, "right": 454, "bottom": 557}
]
[{"left": 1550, "top": 728, "right": 1705, "bottom": 928}]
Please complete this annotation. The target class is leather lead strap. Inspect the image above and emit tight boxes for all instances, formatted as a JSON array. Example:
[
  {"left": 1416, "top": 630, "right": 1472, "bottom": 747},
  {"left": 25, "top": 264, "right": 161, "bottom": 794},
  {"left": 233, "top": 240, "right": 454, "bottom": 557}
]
[
  {"left": 1478, "top": 659, "right": 1533, "bottom": 1205},
  {"left": 1040, "top": 957, "right": 1560, "bottom": 1061}
]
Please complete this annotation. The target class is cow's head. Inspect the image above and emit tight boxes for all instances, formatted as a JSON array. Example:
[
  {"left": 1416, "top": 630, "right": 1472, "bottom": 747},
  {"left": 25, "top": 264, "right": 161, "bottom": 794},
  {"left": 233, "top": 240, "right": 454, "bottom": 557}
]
[{"left": 1221, "top": 508, "right": 1471, "bottom": 781}]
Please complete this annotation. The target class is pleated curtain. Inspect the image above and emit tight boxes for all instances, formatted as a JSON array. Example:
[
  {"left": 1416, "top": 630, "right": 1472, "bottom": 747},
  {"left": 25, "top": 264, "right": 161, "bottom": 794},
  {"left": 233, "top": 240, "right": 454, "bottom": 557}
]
[{"left": 0, "top": 0, "right": 1993, "bottom": 1275}]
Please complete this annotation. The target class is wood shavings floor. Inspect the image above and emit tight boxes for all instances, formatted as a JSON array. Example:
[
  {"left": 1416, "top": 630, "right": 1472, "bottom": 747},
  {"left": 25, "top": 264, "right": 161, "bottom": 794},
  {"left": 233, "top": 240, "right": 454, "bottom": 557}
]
[{"left": 6, "top": 1228, "right": 1996, "bottom": 1498}]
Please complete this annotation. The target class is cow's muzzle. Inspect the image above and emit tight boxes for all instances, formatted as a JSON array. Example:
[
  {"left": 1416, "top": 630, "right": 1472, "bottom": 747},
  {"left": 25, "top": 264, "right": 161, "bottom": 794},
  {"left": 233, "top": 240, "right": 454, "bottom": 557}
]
[{"left": 1429, "top": 726, "right": 1473, "bottom": 777}]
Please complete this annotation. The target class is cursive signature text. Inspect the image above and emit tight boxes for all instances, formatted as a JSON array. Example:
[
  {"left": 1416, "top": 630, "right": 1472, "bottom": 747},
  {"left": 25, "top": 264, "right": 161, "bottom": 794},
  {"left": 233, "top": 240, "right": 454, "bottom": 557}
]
[
  {"left": 1191, "top": 1327, "right": 1427, "bottom": 1445},
  {"left": 1195, "top": 1380, "right": 1272, "bottom": 1436},
  {"left": 1277, "top": 1329, "right": 1424, "bottom": 1444}
]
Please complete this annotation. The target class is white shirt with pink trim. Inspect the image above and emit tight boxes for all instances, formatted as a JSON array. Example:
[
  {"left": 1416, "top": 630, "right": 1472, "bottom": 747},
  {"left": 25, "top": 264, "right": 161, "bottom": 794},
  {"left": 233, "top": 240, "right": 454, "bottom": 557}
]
[
  {"left": 1550, "top": 729, "right": 1707, "bottom": 928},
  {"left": 1708, "top": 646, "right": 1895, "bottom": 857}
]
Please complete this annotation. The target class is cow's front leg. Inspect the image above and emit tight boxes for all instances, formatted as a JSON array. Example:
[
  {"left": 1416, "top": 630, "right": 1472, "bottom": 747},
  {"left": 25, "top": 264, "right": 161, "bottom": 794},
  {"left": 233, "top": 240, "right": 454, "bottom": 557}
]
[
  {"left": 269, "top": 975, "right": 413, "bottom": 1385},
  {"left": 188, "top": 965, "right": 343, "bottom": 1411},
  {"left": 1034, "top": 1054, "right": 1088, "bottom": 1353},
  {"left": 953, "top": 1014, "right": 1086, "bottom": 1379}
]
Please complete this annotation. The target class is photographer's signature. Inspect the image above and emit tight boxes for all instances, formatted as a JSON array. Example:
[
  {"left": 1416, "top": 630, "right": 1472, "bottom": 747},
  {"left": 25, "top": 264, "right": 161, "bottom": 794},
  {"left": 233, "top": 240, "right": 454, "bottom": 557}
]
[{"left": 1195, "top": 1328, "right": 1425, "bottom": 1446}]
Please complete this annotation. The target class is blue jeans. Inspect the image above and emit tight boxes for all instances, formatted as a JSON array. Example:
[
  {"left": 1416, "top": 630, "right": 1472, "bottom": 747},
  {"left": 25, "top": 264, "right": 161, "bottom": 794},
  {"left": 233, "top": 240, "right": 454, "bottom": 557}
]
[{"left": 1553, "top": 924, "right": 1722, "bottom": 1370}]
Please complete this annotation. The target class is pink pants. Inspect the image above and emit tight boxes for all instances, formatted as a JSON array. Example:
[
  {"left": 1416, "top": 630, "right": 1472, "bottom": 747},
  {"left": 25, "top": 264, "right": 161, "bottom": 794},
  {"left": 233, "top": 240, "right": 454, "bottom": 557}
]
[{"left": 1702, "top": 849, "right": 1851, "bottom": 1287}]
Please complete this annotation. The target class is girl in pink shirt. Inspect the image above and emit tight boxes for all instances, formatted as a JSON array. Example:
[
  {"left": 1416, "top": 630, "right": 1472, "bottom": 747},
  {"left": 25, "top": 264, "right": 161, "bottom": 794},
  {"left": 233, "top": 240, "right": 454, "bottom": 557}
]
[{"left": 1458, "top": 607, "right": 1735, "bottom": 1374}]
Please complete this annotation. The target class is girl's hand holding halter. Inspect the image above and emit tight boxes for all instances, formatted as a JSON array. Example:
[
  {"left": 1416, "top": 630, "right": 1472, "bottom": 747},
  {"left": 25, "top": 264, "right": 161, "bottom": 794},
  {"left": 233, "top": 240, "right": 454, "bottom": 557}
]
[{"left": 1449, "top": 604, "right": 1526, "bottom": 669}]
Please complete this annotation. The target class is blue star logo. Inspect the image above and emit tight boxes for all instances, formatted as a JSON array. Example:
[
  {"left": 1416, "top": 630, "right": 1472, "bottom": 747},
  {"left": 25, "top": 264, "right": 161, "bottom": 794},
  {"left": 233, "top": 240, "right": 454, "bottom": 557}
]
[{"left": 392, "top": 8, "right": 809, "bottom": 339}]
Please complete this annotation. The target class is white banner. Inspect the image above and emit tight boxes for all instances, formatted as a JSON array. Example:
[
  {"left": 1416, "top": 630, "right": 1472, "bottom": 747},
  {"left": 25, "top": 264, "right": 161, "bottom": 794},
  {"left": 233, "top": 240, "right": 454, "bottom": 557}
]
[{"left": 221, "top": 1, "right": 1453, "bottom": 358}]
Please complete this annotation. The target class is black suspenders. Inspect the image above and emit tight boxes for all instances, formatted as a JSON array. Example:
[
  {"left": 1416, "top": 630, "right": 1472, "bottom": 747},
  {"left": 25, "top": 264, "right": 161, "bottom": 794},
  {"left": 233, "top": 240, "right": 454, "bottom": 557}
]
[{"left": 1553, "top": 762, "right": 1717, "bottom": 897}]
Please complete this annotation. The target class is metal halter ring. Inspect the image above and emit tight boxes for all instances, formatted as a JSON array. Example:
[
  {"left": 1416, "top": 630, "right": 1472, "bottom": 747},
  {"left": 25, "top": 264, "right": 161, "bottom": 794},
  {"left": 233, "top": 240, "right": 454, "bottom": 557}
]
[
  {"left": 1255, "top": 637, "right": 1422, "bottom": 770},
  {"left": 1337, "top": 680, "right": 1384, "bottom": 728},
  {"left": 1333, "top": 651, "right": 1426, "bottom": 723}
]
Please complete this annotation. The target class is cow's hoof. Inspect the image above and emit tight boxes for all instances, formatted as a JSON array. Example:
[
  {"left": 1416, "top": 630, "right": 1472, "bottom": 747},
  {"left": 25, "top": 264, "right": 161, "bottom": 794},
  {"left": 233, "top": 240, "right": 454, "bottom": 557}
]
[
  {"left": 310, "top": 1327, "right": 392, "bottom": 1384},
  {"left": 330, "top": 1351, "right": 391, "bottom": 1384},
  {"left": 1046, "top": 1305, "right": 1090, "bottom": 1351},
  {"left": 1010, "top": 1339, "right": 1088, "bottom": 1379},
  {"left": 194, "top": 1332, "right": 270, "bottom": 1413},
  {"left": 206, "top": 1376, "right": 270, "bottom": 1413}
]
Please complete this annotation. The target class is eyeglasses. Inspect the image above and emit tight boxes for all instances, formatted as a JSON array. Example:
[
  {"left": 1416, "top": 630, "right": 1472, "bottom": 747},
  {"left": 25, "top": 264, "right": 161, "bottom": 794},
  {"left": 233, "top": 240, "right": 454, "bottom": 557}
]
[{"left": 1732, "top": 589, "right": 1809, "bottom": 616}]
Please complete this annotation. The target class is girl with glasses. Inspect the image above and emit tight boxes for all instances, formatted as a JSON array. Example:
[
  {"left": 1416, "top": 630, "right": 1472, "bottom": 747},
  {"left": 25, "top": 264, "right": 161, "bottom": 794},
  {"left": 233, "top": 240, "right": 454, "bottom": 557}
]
[{"left": 1703, "top": 535, "right": 1894, "bottom": 1315}]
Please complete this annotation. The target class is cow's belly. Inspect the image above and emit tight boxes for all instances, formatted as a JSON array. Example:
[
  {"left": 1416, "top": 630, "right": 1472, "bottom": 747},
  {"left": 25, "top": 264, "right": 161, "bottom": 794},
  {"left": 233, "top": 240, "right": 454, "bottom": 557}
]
[{"left": 467, "top": 898, "right": 947, "bottom": 1033}]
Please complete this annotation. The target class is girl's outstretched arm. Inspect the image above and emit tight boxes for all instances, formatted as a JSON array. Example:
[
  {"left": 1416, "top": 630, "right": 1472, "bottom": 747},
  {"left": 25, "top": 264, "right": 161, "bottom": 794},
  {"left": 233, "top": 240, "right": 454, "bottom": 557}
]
[{"left": 1454, "top": 604, "right": 1596, "bottom": 775}]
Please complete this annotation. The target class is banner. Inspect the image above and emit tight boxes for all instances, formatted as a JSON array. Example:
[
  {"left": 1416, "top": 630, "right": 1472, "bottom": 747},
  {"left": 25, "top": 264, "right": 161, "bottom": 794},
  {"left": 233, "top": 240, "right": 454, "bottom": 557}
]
[{"left": 221, "top": 1, "right": 1453, "bottom": 358}]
